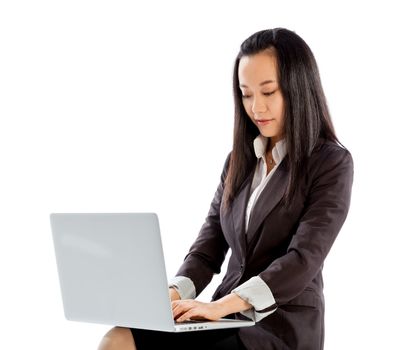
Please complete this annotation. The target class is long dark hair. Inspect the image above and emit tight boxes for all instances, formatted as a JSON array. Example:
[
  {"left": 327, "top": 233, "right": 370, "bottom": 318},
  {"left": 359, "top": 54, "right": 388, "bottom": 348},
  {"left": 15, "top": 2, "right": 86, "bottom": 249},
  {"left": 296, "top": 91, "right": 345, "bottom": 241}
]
[{"left": 223, "top": 28, "right": 340, "bottom": 209}]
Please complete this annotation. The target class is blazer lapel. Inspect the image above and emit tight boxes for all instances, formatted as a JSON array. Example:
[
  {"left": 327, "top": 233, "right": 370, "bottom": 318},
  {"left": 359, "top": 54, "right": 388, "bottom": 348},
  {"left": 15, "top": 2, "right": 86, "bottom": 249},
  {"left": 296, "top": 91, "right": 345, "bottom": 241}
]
[
  {"left": 246, "top": 159, "right": 289, "bottom": 245},
  {"left": 229, "top": 172, "right": 253, "bottom": 256}
]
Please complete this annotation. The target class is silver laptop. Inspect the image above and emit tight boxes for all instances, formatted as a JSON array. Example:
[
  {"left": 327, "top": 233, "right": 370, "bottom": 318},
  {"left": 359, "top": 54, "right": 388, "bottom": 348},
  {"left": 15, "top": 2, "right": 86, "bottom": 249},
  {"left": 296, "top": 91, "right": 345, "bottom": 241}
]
[{"left": 50, "top": 213, "right": 255, "bottom": 332}]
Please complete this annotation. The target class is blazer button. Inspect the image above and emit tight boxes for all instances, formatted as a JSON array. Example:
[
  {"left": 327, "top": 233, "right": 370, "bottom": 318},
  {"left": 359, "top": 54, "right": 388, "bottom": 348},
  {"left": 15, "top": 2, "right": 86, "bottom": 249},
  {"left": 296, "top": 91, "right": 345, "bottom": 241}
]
[{"left": 240, "top": 264, "right": 244, "bottom": 272}]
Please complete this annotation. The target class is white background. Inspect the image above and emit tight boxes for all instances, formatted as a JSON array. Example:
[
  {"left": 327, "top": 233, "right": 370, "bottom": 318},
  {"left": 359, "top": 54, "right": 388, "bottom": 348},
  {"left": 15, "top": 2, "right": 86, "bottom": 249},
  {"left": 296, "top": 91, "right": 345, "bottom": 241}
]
[{"left": 1, "top": 1, "right": 411, "bottom": 349}]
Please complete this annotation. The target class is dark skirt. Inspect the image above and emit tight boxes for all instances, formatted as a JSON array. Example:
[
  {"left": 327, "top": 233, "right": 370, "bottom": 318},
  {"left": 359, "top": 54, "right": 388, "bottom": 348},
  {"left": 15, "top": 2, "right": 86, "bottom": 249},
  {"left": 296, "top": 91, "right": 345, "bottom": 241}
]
[{"left": 130, "top": 327, "right": 246, "bottom": 350}]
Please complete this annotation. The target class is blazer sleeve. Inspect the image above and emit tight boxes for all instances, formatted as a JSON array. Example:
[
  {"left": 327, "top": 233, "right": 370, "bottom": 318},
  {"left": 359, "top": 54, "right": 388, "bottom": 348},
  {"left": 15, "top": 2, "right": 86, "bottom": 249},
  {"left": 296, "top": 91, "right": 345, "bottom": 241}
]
[
  {"left": 175, "top": 153, "right": 231, "bottom": 296},
  {"left": 259, "top": 145, "right": 354, "bottom": 306}
]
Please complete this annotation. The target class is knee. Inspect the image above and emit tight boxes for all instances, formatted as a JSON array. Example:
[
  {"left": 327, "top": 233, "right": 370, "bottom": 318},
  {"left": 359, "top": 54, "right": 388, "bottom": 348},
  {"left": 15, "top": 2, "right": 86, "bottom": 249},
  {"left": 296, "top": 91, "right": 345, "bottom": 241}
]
[{"left": 98, "top": 327, "right": 136, "bottom": 350}]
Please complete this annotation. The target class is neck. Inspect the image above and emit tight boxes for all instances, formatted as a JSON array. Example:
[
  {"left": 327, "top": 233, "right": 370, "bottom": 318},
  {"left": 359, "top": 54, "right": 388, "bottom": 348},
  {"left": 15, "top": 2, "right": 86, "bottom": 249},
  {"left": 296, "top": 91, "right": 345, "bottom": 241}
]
[{"left": 268, "top": 136, "right": 283, "bottom": 151}]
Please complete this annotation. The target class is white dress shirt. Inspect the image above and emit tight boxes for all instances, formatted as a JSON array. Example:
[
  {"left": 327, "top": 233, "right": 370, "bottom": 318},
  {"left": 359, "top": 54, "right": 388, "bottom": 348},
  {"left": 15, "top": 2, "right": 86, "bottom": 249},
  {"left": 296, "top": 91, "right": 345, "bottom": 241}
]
[{"left": 170, "top": 135, "right": 287, "bottom": 322}]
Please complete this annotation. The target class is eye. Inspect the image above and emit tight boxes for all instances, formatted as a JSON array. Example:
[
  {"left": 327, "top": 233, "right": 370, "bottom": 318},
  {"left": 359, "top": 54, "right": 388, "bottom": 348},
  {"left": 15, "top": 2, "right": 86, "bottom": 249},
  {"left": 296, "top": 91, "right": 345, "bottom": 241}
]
[
  {"left": 263, "top": 90, "right": 276, "bottom": 96},
  {"left": 241, "top": 94, "right": 251, "bottom": 99}
]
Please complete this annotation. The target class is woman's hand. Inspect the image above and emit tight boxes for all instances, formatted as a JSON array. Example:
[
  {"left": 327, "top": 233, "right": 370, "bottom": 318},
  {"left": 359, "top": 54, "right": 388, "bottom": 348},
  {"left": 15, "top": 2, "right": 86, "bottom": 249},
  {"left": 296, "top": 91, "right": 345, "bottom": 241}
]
[
  {"left": 169, "top": 287, "right": 181, "bottom": 302},
  {"left": 171, "top": 293, "right": 252, "bottom": 322},
  {"left": 172, "top": 299, "right": 225, "bottom": 322}
]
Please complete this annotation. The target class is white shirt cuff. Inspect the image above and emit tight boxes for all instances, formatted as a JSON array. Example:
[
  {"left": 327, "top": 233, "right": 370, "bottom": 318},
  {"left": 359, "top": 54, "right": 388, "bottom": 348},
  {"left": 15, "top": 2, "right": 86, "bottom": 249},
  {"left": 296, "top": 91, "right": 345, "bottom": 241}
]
[
  {"left": 231, "top": 276, "right": 277, "bottom": 322},
  {"left": 168, "top": 276, "right": 196, "bottom": 300}
]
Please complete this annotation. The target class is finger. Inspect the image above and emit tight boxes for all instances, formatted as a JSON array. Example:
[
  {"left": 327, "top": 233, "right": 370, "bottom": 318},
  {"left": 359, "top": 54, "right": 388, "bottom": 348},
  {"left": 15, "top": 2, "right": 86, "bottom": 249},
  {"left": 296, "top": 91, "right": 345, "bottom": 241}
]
[
  {"left": 171, "top": 300, "right": 187, "bottom": 313},
  {"left": 171, "top": 300, "right": 185, "bottom": 309},
  {"left": 172, "top": 301, "right": 194, "bottom": 319},
  {"left": 177, "top": 309, "right": 197, "bottom": 322},
  {"left": 177, "top": 306, "right": 209, "bottom": 322},
  {"left": 172, "top": 300, "right": 194, "bottom": 309}
]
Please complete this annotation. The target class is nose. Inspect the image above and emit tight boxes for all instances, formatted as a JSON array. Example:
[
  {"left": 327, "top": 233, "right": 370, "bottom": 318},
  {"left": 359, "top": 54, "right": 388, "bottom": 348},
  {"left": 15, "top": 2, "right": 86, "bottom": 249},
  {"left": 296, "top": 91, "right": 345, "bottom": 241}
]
[{"left": 251, "top": 95, "right": 266, "bottom": 114}]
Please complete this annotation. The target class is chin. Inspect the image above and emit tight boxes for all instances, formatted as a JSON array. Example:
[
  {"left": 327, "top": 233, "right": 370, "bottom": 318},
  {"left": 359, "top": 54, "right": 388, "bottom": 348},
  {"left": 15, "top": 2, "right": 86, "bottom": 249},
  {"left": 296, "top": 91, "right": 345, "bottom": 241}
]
[{"left": 260, "top": 130, "right": 278, "bottom": 138}]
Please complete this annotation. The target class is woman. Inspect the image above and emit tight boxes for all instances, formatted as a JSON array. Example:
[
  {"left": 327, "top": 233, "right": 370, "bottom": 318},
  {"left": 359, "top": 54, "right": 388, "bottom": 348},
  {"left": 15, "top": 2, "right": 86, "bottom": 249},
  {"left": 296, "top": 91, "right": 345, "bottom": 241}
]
[{"left": 98, "top": 27, "right": 353, "bottom": 350}]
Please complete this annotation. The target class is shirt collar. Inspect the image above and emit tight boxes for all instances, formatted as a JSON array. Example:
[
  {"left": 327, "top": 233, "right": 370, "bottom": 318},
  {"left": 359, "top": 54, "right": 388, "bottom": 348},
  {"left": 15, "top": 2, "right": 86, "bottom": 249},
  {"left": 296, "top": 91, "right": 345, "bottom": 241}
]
[{"left": 253, "top": 134, "right": 287, "bottom": 164}]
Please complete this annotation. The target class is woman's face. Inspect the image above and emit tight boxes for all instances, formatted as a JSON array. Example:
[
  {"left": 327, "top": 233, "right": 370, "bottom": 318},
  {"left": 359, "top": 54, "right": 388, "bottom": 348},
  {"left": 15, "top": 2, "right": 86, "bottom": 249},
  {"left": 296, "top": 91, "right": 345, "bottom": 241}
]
[{"left": 238, "top": 50, "right": 285, "bottom": 145}]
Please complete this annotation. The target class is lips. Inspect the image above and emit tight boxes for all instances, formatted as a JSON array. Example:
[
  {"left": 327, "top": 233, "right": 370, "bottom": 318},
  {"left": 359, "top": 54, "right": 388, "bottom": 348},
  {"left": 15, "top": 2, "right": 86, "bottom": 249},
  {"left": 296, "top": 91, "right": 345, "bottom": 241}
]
[{"left": 255, "top": 119, "right": 274, "bottom": 126}]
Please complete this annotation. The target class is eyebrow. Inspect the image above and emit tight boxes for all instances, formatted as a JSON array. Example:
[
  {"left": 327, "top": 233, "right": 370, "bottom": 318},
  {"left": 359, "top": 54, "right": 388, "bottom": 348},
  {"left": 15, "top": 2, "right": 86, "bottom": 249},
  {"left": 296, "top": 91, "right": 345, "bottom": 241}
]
[{"left": 239, "top": 80, "right": 277, "bottom": 88}]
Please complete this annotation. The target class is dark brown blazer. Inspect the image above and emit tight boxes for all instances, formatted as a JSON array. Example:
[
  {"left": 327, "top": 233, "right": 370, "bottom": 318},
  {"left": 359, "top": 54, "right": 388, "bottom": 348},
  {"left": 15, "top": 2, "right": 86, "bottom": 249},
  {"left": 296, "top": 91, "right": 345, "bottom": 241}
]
[{"left": 177, "top": 140, "right": 354, "bottom": 350}]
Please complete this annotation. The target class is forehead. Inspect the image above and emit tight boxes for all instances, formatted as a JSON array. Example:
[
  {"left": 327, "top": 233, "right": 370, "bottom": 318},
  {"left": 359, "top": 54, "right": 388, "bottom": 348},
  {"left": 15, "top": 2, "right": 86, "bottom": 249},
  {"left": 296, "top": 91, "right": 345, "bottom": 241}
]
[{"left": 238, "top": 50, "right": 279, "bottom": 86}]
